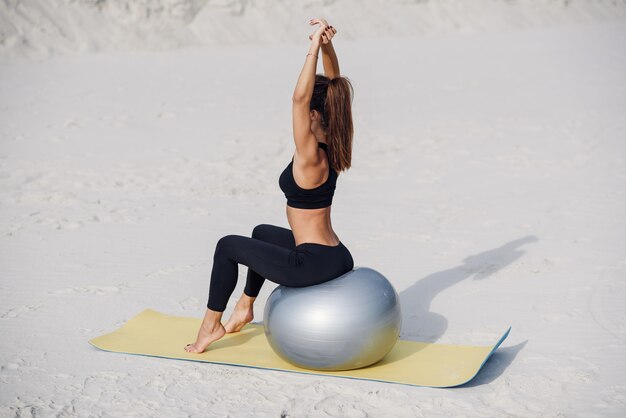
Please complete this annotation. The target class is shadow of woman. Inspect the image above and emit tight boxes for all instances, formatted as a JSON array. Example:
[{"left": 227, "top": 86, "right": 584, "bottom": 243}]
[{"left": 399, "top": 235, "right": 538, "bottom": 343}]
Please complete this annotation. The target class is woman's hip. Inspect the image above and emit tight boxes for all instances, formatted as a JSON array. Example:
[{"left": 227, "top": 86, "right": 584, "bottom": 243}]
[{"left": 293, "top": 242, "right": 354, "bottom": 282}]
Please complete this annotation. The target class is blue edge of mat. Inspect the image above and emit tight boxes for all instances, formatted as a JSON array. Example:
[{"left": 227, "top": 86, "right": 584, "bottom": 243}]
[{"left": 89, "top": 325, "right": 512, "bottom": 389}]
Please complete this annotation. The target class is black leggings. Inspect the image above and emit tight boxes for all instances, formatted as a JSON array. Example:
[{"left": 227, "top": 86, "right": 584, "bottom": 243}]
[{"left": 207, "top": 224, "right": 355, "bottom": 312}]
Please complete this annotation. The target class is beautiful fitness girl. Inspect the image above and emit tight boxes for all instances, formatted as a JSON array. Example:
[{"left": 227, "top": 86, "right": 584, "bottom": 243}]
[{"left": 185, "top": 18, "right": 355, "bottom": 353}]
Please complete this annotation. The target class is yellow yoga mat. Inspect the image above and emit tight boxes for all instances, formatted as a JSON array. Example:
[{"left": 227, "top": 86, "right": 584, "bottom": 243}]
[{"left": 89, "top": 309, "right": 511, "bottom": 388}]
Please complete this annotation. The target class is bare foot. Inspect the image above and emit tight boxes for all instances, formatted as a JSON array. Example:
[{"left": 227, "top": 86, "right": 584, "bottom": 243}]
[
  {"left": 223, "top": 305, "right": 254, "bottom": 333},
  {"left": 184, "top": 322, "right": 226, "bottom": 353}
]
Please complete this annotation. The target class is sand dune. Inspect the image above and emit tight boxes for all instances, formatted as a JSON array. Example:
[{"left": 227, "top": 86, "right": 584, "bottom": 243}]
[{"left": 1, "top": 0, "right": 625, "bottom": 60}]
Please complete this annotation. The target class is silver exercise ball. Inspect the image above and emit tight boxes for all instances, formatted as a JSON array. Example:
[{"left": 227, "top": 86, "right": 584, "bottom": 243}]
[{"left": 263, "top": 266, "right": 402, "bottom": 371}]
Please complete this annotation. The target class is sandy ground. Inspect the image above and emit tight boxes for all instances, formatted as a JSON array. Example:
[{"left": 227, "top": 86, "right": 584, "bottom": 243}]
[{"left": 1, "top": 10, "right": 625, "bottom": 418}]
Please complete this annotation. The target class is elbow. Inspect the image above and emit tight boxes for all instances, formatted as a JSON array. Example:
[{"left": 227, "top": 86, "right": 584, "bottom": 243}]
[{"left": 292, "top": 94, "right": 311, "bottom": 103}]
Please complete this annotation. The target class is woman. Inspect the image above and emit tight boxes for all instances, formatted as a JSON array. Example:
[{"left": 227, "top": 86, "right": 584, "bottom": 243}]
[{"left": 185, "top": 18, "right": 354, "bottom": 353}]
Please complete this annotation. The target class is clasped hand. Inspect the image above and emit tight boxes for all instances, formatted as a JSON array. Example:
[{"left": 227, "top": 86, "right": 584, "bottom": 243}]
[{"left": 308, "top": 18, "right": 337, "bottom": 44}]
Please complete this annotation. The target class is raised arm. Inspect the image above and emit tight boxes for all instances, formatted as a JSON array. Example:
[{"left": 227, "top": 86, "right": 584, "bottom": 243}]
[
  {"left": 291, "top": 40, "right": 320, "bottom": 102},
  {"left": 291, "top": 24, "right": 327, "bottom": 162},
  {"left": 321, "top": 31, "right": 340, "bottom": 79}
]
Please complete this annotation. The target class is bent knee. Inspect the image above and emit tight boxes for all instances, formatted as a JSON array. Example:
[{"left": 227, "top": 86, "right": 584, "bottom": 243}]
[
  {"left": 251, "top": 223, "right": 272, "bottom": 239},
  {"left": 215, "top": 234, "right": 240, "bottom": 254}
]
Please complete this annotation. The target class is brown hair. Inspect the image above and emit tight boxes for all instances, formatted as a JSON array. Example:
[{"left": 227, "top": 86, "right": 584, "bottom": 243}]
[{"left": 311, "top": 74, "right": 354, "bottom": 173}]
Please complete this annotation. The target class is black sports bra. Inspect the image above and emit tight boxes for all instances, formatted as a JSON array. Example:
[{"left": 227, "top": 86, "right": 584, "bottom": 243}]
[{"left": 279, "top": 142, "right": 338, "bottom": 209}]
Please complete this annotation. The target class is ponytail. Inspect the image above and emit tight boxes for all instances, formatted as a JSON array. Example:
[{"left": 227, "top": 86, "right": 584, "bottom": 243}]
[{"left": 311, "top": 74, "right": 354, "bottom": 172}]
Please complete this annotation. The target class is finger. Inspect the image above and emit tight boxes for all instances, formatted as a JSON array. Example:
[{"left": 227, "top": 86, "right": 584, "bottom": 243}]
[{"left": 313, "top": 19, "right": 327, "bottom": 28}]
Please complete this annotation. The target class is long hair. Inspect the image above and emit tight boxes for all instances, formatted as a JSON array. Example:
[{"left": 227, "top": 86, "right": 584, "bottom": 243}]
[{"left": 310, "top": 74, "right": 354, "bottom": 173}]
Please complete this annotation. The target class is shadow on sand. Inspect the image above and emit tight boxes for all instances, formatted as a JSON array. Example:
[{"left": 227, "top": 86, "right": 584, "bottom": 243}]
[
  {"left": 398, "top": 235, "right": 537, "bottom": 384},
  {"left": 399, "top": 235, "right": 537, "bottom": 342}
]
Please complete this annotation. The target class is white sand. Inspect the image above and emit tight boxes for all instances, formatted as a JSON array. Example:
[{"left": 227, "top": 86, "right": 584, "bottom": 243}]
[{"left": 1, "top": 1, "right": 625, "bottom": 416}]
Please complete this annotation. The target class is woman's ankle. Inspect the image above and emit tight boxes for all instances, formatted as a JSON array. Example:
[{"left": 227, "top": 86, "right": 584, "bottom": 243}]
[
  {"left": 238, "top": 293, "right": 256, "bottom": 308},
  {"left": 201, "top": 309, "right": 224, "bottom": 331}
]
